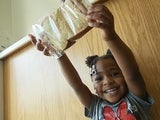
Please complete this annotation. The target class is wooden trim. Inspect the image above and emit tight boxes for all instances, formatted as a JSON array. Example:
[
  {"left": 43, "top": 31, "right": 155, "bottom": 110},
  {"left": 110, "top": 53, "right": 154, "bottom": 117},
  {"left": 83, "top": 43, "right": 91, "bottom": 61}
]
[{"left": 0, "top": 36, "right": 31, "bottom": 60}]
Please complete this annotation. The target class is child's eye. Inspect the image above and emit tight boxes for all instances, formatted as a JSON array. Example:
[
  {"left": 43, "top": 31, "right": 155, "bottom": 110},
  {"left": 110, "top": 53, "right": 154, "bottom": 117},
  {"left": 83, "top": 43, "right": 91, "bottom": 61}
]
[
  {"left": 95, "top": 76, "right": 103, "bottom": 82},
  {"left": 110, "top": 72, "right": 121, "bottom": 77}
]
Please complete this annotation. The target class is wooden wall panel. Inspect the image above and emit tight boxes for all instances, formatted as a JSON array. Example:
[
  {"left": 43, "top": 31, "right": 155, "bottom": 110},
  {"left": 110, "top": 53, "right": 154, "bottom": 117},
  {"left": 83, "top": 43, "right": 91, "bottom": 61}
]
[
  {"left": 4, "top": 0, "right": 160, "bottom": 119},
  {"left": 0, "top": 61, "right": 4, "bottom": 120},
  {"left": 3, "top": 44, "right": 90, "bottom": 120}
]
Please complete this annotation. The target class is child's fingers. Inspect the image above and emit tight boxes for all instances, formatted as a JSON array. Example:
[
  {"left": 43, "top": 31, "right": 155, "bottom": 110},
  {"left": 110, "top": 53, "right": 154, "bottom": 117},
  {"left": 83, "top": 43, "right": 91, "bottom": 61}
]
[
  {"left": 43, "top": 47, "right": 50, "bottom": 56},
  {"left": 87, "top": 5, "right": 113, "bottom": 21},
  {"left": 28, "top": 34, "right": 45, "bottom": 51},
  {"left": 86, "top": 5, "right": 114, "bottom": 28},
  {"left": 28, "top": 34, "right": 50, "bottom": 56},
  {"left": 87, "top": 4, "right": 111, "bottom": 14},
  {"left": 36, "top": 41, "right": 45, "bottom": 51},
  {"left": 87, "top": 13, "right": 111, "bottom": 28},
  {"left": 28, "top": 34, "right": 37, "bottom": 45}
]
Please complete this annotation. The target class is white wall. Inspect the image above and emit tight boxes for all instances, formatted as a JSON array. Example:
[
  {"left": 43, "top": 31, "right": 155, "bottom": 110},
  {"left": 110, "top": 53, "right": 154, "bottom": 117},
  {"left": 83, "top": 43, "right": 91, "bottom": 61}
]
[
  {"left": 0, "top": 61, "right": 3, "bottom": 120},
  {"left": 11, "top": 0, "right": 60, "bottom": 46},
  {"left": 0, "top": 0, "right": 12, "bottom": 51},
  {"left": 0, "top": 0, "right": 60, "bottom": 52}
]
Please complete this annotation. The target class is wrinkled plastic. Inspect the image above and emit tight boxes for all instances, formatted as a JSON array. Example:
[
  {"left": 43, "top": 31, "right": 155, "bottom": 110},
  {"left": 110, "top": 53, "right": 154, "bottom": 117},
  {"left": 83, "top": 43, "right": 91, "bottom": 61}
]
[{"left": 32, "top": 0, "right": 91, "bottom": 59}]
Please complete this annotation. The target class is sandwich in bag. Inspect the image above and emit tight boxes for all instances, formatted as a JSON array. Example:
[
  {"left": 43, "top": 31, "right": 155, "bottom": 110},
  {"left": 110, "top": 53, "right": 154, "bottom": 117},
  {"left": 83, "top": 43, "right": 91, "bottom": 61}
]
[{"left": 32, "top": 0, "right": 92, "bottom": 59}]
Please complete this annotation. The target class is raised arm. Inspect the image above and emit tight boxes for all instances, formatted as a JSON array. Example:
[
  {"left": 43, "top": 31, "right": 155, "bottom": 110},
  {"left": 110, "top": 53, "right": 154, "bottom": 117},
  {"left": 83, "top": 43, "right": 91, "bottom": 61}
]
[
  {"left": 86, "top": 4, "right": 147, "bottom": 99},
  {"left": 29, "top": 34, "right": 93, "bottom": 109},
  {"left": 106, "top": 33, "right": 147, "bottom": 99},
  {"left": 57, "top": 54, "right": 93, "bottom": 108}
]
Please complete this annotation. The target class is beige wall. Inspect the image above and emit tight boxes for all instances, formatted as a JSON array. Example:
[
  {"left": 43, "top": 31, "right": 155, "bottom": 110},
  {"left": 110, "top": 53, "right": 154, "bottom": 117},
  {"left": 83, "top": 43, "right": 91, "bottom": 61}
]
[
  {"left": 0, "top": 61, "right": 4, "bottom": 120},
  {"left": 11, "top": 0, "right": 61, "bottom": 42},
  {"left": 0, "top": 0, "right": 12, "bottom": 51},
  {"left": 0, "top": 0, "right": 60, "bottom": 51}
]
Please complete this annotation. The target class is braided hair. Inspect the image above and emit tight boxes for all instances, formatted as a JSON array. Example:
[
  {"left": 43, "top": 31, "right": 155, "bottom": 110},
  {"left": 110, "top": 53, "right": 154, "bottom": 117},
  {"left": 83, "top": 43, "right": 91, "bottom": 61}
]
[{"left": 85, "top": 49, "right": 115, "bottom": 76}]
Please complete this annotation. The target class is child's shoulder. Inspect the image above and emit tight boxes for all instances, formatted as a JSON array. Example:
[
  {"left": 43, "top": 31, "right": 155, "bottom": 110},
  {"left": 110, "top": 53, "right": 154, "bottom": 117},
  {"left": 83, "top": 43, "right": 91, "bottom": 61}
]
[{"left": 125, "top": 91, "right": 154, "bottom": 105}]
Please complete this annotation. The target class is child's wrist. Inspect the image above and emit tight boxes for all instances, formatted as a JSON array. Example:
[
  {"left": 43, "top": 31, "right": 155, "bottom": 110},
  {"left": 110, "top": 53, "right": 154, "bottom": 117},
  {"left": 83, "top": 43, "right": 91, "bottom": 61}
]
[{"left": 104, "top": 31, "right": 118, "bottom": 41}]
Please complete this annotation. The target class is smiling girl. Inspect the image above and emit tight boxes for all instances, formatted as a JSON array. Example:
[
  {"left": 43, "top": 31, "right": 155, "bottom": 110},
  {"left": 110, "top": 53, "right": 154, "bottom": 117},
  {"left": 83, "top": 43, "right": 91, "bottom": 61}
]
[{"left": 29, "top": 4, "right": 154, "bottom": 120}]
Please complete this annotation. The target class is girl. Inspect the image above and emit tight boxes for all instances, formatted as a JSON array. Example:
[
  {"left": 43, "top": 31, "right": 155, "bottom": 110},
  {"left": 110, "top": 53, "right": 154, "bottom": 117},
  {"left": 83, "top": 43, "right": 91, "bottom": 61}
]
[{"left": 29, "top": 4, "right": 154, "bottom": 120}]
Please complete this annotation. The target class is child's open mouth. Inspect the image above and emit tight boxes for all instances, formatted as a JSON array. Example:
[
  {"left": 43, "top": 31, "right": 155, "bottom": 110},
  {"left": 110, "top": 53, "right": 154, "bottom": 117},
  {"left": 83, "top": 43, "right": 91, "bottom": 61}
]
[{"left": 103, "top": 88, "right": 119, "bottom": 96}]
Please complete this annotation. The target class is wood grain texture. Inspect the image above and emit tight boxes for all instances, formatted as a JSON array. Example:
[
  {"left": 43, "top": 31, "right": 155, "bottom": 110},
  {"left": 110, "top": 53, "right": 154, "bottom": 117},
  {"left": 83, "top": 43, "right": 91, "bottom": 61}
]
[
  {"left": 3, "top": 0, "right": 160, "bottom": 119},
  {"left": 0, "top": 61, "right": 3, "bottom": 120}
]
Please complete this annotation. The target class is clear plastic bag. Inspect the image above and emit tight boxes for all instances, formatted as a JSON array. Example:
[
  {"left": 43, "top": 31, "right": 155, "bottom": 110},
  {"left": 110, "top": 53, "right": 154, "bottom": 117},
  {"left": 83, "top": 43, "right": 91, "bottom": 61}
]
[{"left": 32, "top": 0, "right": 91, "bottom": 59}]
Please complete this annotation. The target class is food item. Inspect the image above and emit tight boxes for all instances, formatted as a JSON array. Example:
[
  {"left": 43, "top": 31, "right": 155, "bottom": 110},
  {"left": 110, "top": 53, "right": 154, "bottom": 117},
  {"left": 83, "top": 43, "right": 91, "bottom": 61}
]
[{"left": 32, "top": 0, "right": 91, "bottom": 53}]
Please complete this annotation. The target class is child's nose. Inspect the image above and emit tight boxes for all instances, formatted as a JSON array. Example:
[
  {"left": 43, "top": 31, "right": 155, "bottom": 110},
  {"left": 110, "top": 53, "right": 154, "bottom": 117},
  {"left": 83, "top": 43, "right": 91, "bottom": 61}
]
[{"left": 103, "top": 76, "right": 114, "bottom": 85}]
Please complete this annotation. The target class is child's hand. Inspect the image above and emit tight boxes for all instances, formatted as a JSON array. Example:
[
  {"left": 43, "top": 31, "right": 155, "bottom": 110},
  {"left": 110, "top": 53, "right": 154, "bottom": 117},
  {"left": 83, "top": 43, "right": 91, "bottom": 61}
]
[
  {"left": 28, "top": 34, "right": 76, "bottom": 56},
  {"left": 86, "top": 4, "right": 116, "bottom": 41},
  {"left": 29, "top": 34, "right": 50, "bottom": 56}
]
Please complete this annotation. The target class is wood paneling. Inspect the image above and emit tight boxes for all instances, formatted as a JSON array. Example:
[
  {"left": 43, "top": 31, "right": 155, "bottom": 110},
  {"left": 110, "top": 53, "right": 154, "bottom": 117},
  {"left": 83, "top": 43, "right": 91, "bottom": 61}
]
[
  {"left": 0, "top": 61, "right": 4, "bottom": 120},
  {"left": 4, "top": 0, "right": 160, "bottom": 119}
]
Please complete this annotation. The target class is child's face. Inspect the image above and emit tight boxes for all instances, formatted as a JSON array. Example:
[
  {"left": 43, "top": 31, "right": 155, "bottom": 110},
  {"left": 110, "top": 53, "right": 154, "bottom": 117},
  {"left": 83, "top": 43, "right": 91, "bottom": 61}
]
[{"left": 91, "top": 58, "right": 127, "bottom": 103}]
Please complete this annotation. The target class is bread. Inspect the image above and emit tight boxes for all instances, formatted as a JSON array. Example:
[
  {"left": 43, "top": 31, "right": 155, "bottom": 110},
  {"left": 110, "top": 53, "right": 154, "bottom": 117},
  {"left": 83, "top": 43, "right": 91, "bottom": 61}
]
[{"left": 32, "top": 0, "right": 92, "bottom": 51}]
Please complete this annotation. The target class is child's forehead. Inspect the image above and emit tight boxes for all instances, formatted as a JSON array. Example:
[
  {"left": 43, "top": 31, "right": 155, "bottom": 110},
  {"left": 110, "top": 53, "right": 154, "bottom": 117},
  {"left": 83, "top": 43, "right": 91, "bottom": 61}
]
[
  {"left": 96, "top": 58, "right": 117, "bottom": 67},
  {"left": 94, "top": 58, "right": 119, "bottom": 72}
]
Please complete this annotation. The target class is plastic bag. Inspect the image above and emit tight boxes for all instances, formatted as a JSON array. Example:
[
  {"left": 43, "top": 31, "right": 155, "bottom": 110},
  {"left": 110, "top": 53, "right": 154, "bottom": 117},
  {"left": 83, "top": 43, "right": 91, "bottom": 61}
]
[{"left": 32, "top": 0, "right": 91, "bottom": 59}]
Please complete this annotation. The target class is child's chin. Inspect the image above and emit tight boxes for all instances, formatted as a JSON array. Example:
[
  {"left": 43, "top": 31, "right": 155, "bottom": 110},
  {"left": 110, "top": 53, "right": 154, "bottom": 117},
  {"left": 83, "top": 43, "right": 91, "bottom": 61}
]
[{"left": 105, "top": 97, "right": 122, "bottom": 104}]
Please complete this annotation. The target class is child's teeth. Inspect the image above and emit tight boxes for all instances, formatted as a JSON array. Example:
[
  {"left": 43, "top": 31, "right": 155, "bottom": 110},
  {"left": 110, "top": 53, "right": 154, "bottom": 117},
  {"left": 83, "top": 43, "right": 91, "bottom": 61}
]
[{"left": 108, "top": 88, "right": 116, "bottom": 92}]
